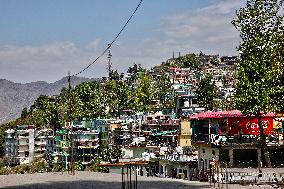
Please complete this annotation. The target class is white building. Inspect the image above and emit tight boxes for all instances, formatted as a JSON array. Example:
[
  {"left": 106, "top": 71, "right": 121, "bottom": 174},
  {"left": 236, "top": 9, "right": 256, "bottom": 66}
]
[
  {"left": 5, "top": 125, "right": 55, "bottom": 164},
  {"left": 5, "top": 129, "right": 17, "bottom": 164},
  {"left": 16, "top": 125, "right": 35, "bottom": 164}
]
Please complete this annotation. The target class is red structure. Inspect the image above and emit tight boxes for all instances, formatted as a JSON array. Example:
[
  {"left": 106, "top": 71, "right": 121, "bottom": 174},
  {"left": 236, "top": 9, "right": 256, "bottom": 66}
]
[{"left": 190, "top": 110, "right": 280, "bottom": 136}]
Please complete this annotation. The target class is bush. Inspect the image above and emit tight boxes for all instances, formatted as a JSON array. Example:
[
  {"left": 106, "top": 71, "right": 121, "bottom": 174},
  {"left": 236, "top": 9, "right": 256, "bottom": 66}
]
[
  {"left": 86, "top": 157, "right": 101, "bottom": 172},
  {"left": 74, "top": 162, "right": 85, "bottom": 171},
  {"left": 0, "top": 167, "right": 11, "bottom": 175},
  {"left": 52, "top": 163, "right": 64, "bottom": 172},
  {"left": 85, "top": 158, "right": 109, "bottom": 173},
  {"left": 29, "top": 158, "right": 47, "bottom": 173},
  {"left": 11, "top": 164, "right": 30, "bottom": 174}
]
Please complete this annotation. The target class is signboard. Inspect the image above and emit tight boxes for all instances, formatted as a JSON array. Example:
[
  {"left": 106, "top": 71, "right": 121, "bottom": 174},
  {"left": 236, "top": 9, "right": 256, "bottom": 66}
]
[{"left": 227, "top": 117, "right": 273, "bottom": 135}]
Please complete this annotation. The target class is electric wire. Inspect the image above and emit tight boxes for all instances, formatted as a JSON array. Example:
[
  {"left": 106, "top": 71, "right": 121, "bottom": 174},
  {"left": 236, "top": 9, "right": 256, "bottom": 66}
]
[{"left": 72, "top": 0, "right": 143, "bottom": 77}]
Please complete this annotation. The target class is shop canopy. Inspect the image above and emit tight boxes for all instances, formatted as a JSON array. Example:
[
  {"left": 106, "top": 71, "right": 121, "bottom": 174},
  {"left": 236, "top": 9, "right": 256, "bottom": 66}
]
[
  {"left": 152, "top": 130, "right": 178, "bottom": 136},
  {"left": 189, "top": 110, "right": 276, "bottom": 119}
]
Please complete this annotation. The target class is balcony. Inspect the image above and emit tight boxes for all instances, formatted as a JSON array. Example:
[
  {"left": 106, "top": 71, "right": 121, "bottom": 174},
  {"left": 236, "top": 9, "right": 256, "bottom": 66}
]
[
  {"left": 192, "top": 133, "right": 284, "bottom": 147},
  {"left": 35, "top": 141, "right": 46, "bottom": 145},
  {"left": 192, "top": 133, "right": 210, "bottom": 144},
  {"left": 18, "top": 136, "right": 29, "bottom": 139},
  {"left": 143, "top": 120, "right": 180, "bottom": 126},
  {"left": 35, "top": 147, "right": 46, "bottom": 152},
  {"left": 120, "top": 135, "right": 131, "bottom": 139},
  {"left": 34, "top": 153, "right": 44, "bottom": 158}
]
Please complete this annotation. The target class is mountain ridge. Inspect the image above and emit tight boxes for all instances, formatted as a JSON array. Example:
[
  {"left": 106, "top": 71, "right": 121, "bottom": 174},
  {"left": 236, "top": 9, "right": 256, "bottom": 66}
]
[{"left": 0, "top": 76, "right": 95, "bottom": 124}]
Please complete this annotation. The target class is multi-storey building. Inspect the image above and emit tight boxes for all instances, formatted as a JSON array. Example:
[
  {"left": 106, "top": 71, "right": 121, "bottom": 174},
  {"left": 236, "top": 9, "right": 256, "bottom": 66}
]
[
  {"left": 53, "top": 120, "right": 100, "bottom": 165},
  {"left": 16, "top": 125, "right": 35, "bottom": 164},
  {"left": 5, "top": 125, "right": 53, "bottom": 164},
  {"left": 190, "top": 111, "right": 284, "bottom": 171},
  {"left": 34, "top": 129, "right": 54, "bottom": 160},
  {"left": 141, "top": 114, "right": 180, "bottom": 147},
  {"left": 178, "top": 120, "right": 192, "bottom": 147},
  {"left": 5, "top": 129, "right": 17, "bottom": 164},
  {"left": 220, "top": 56, "right": 238, "bottom": 65}
]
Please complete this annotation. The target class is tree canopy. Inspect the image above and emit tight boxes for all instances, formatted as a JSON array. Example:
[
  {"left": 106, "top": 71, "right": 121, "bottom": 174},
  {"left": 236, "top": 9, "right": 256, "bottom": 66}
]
[
  {"left": 232, "top": 0, "right": 284, "bottom": 168},
  {"left": 232, "top": 0, "right": 284, "bottom": 115},
  {"left": 196, "top": 74, "right": 218, "bottom": 111}
]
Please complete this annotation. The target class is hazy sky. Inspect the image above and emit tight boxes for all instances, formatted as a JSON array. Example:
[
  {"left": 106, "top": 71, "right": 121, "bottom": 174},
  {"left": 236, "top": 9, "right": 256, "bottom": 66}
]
[{"left": 0, "top": 0, "right": 244, "bottom": 83}]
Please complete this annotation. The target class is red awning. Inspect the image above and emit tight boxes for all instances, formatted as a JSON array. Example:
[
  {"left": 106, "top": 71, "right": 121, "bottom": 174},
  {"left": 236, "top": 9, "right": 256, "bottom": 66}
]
[{"left": 190, "top": 110, "right": 276, "bottom": 119}]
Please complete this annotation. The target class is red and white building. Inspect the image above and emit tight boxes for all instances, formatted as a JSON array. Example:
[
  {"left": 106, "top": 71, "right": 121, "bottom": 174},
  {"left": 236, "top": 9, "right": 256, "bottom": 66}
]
[{"left": 190, "top": 111, "right": 284, "bottom": 170}]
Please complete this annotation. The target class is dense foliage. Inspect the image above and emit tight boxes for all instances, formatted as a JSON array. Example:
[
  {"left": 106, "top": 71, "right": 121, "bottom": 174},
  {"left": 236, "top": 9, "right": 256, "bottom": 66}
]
[
  {"left": 196, "top": 74, "right": 218, "bottom": 111},
  {"left": 232, "top": 0, "right": 284, "bottom": 167},
  {"left": 153, "top": 53, "right": 201, "bottom": 71},
  {"left": 0, "top": 67, "right": 175, "bottom": 156}
]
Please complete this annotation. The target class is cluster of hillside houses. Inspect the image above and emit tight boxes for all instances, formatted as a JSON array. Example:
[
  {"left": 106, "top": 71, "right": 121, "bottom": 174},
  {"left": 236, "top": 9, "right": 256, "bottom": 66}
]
[{"left": 4, "top": 54, "right": 284, "bottom": 180}]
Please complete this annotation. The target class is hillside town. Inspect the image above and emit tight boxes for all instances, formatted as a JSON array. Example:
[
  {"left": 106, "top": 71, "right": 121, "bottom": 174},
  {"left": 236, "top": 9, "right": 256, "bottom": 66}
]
[
  {"left": 1, "top": 0, "right": 284, "bottom": 189},
  {"left": 2, "top": 53, "right": 284, "bottom": 186}
]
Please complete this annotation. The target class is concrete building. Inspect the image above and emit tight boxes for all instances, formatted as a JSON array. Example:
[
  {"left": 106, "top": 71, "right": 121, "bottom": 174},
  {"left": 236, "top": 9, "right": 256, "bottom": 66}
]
[
  {"left": 34, "top": 129, "right": 54, "bottom": 160},
  {"left": 141, "top": 114, "right": 179, "bottom": 147},
  {"left": 190, "top": 111, "right": 284, "bottom": 171},
  {"left": 4, "top": 126, "right": 55, "bottom": 165},
  {"left": 16, "top": 125, "right": 35, "bottom": 164},
  {"left": 5, "top": 129, "right": 17, "bottom": 164},
  {"left": 178, "top": 120, "right": 192, "bottom": 147}
]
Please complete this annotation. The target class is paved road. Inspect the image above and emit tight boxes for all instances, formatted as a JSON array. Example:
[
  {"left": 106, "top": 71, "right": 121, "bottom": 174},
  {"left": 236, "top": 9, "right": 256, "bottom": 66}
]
[
  {"left": 0, "top": 172, "right": 276, "bottom": 189},
  {"left": 0, "top": 171, "right": 209, "bottom": 189}
]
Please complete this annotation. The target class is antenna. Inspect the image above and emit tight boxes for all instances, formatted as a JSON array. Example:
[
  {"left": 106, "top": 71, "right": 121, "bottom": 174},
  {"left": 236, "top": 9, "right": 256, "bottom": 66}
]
[{"left": 107, "top": 43, "right": 112, "bottom": 78}]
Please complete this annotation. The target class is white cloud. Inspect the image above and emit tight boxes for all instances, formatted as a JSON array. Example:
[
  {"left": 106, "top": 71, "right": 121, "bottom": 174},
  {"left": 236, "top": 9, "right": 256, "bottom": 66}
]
[
  {"left": 85, "top": 39, "right": 101, "bottom": 51},
  {"left": 111, "top": 0, "right": 244, "bottom": 71},
  {"left": 0, "top": 41, "right": 107, "bottom": 83},
  {"left": 157, "top": 0, "right": 244, "bottom": 54},
  {"left": 0, "top": 0, "right": 245, "bottom": 83}
]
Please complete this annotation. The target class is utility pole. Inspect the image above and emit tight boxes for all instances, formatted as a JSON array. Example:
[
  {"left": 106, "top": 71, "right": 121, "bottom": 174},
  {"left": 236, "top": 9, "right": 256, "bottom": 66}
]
[
  {"left": 68, "top": 72, "right": 75, "bottom": 175},
  {"left": 107, "top": 44, "right": 112, "bottom": 79}
]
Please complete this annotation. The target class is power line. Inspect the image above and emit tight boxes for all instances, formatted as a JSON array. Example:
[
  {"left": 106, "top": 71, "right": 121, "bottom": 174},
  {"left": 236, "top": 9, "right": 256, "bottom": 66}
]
[{"left": 72, "top": 0, "right": 143, "bottom": 77}]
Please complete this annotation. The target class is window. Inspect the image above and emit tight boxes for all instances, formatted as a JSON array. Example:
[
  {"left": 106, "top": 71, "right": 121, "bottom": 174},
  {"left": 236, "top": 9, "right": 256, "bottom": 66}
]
[
  {"left": 202, "top": 149, "right": 205, "bottom": 153},
  {"left": 212, "top": 150, "right": 215, "bottom": 155},
  {"left": 25, "top": 151, "right": 29, "bottom": 157}
]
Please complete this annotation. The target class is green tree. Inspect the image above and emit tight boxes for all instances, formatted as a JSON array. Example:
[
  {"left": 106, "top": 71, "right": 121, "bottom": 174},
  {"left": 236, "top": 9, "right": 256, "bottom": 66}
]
[
  {"left": 57, "top": 87, "right": 70, "bottom": 125},
  {"left": 109, "top": 145, "right": 122, "bottom": 163},
  {"left": 20, "top": 107, "right": 28, "bottom": 120},
  {"left": 210, "top": 57, "right": 220, "bottom": 66},
  {"left": 133, "top": 74, "right": 155, "bottom": 112},
  {"left": 181, "top": 53, "right": 200, "bottom": 69},
  {"left": 28, "top": 95, "right": 60, "bottom": 129},
  {"left": 232, "top": 0, "right": 284, "bottom": 168},
  {"left": 154, "top": 74, "right": 175, "bottom": 109},
  {"left": 109, "top": 70, "right": 120, "bottom": 81},
  {"left": 72, "top": 81, "right": 102, "bottom": 120},
  {"left": 116, "top": 81, "right": 132, "bottom": 115},
  {"left": 101, "top": 80, "right": 119, "bottom": 117},
  {"left": 196, "top": 74, "right": 218, "bottom": 111}
]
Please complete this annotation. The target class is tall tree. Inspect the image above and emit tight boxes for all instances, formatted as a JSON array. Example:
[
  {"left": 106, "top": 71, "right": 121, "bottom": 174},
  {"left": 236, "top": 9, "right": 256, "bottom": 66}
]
[
  {"left": 196, "top": 74, "right": 218, "bottom": 111},
  {"left": 154, "top": 73, "right": 175, "bottom": 109},
  {"left": 133, "top": 74, "right": 155, "bottom": 112},
  {"left": 116, "top": 81, "right": 132, "bottom": 115},
  {"left": 232, "top": 0, "right": 284, "bottom": 168},
  {"left": 20, "top": 107, "right": 28, "bottom": 120},
  {"left": 101, "top": 80, "right": 119, "bottom": 117},
  {"left": 72, "top": 81, "right": 102, "bottom": 120},
  {"left": 181, "top": 53, "right": 200, "bottom": 69}
]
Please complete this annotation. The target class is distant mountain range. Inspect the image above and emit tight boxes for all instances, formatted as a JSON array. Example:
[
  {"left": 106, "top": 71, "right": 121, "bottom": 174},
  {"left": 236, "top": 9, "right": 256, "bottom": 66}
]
[{"left": 0, "top": 76, "right": 95, "bottom": 124}]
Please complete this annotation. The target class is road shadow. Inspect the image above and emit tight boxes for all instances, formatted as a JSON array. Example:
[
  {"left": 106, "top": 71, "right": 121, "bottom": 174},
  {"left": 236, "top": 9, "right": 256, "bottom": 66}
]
[{"left": 1, "top": 179, "right": 210, "bottom": 189}]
